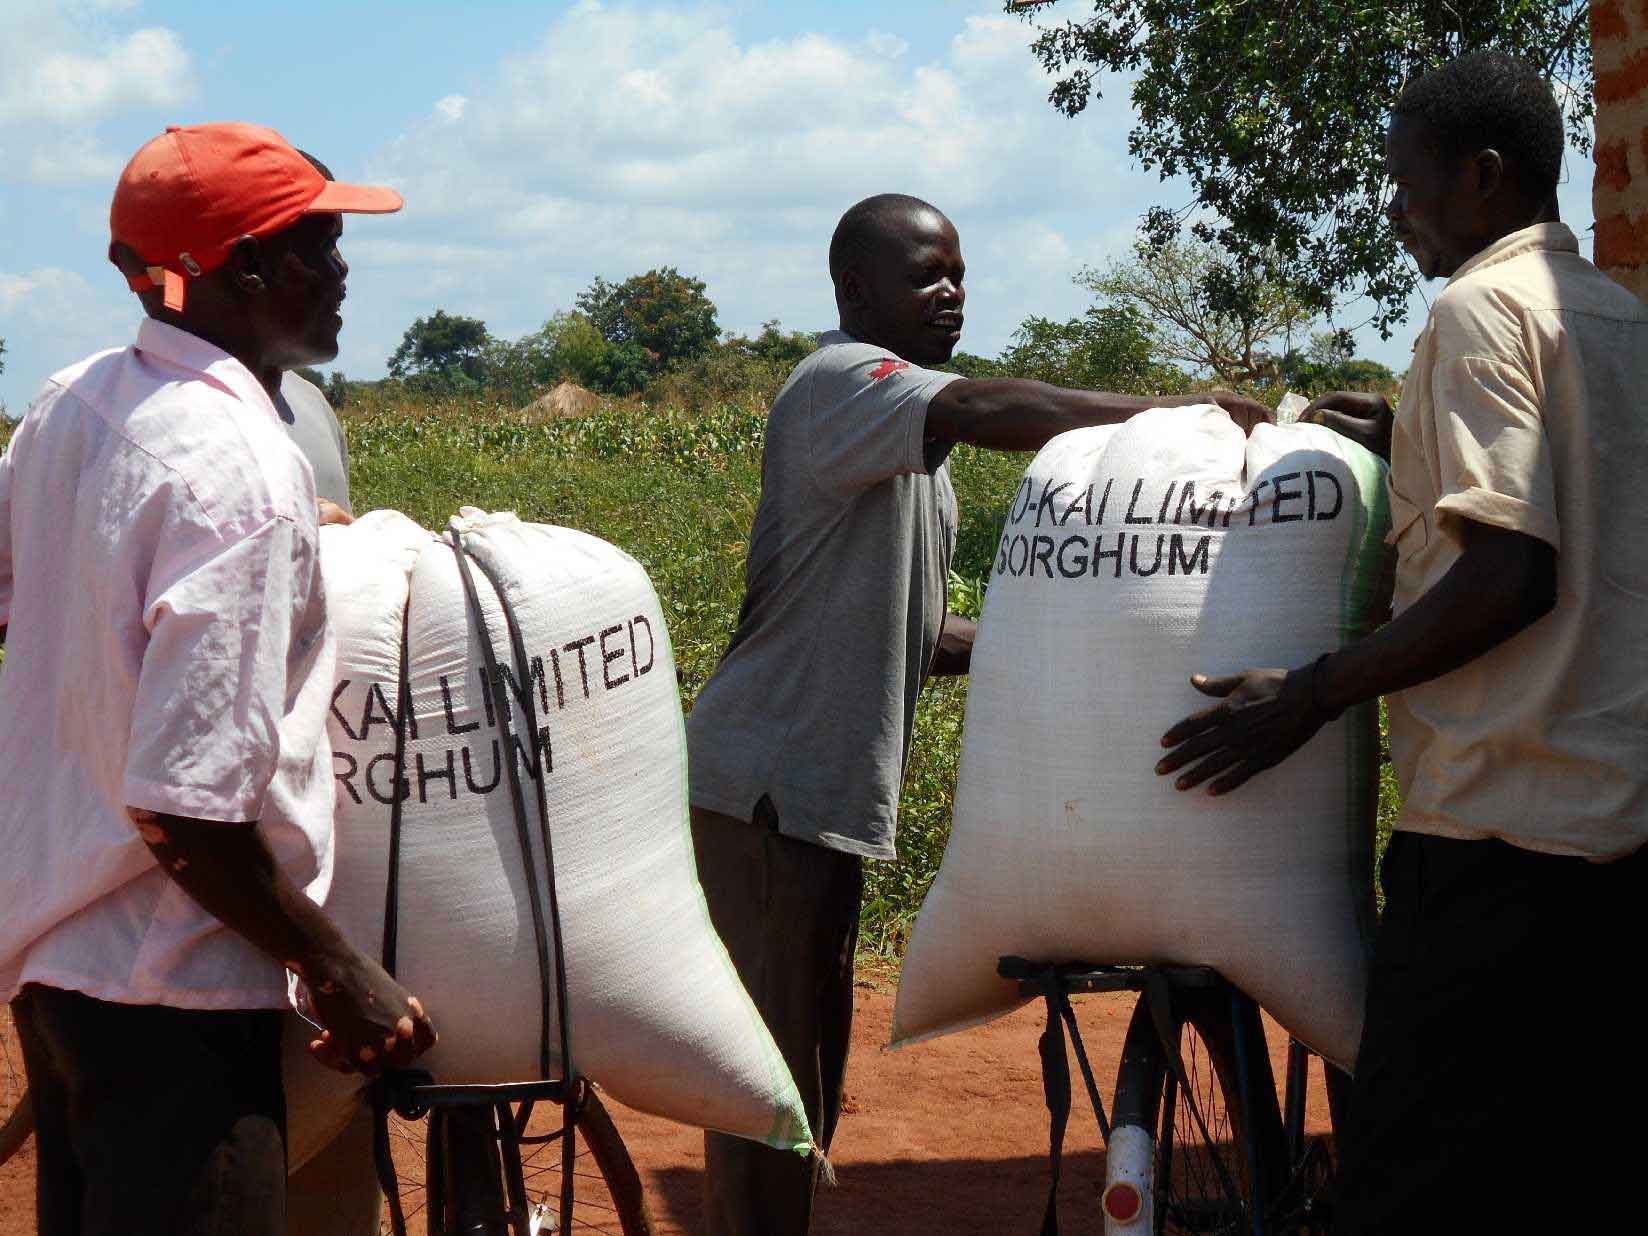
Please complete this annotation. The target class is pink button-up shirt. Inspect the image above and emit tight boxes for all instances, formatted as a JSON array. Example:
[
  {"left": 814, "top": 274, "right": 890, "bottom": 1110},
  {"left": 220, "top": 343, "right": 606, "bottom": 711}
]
[{"left": 0, "top": 318, "right": 336, "bottom": 1008}]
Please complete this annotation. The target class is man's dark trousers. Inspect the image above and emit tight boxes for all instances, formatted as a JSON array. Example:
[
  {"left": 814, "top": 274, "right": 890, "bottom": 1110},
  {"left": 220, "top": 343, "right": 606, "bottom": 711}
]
[
  {"left": 12, "top": 983, "right": 287, "bottom": 1236},
  {"left": 691, "top": 801, "right": 862, "bottom": 1236},
  {"left": 1333, "top": 832, "right": 1647, "bottom": 1234}
]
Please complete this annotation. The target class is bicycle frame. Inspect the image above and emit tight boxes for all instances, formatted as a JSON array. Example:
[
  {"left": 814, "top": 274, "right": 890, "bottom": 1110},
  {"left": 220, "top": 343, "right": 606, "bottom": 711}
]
[{"left": 1000, "top": 958, "right": 1331, "bottom": 1236}]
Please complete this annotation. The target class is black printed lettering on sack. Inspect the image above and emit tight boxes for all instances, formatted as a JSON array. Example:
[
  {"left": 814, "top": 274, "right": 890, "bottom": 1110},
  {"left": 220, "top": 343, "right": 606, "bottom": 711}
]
[
  {"left": 335, "top": 750, "right": 362, "bottom": 804},
  {"left": 440, "top": 674, "right": 479, "bottom": 735},
  {"left": 416, "top": 749, "right": 458, "bottom": 803},
  {"left": 989, "top": 466, "right": 1350, "bottom": 588},
  {"left": 599, "top": 625, "right": 629, "bottom": 689},
  {"left": 1032, "top": 479, "right": 1071, "bottom": 528},
  {"left": 331, "top": 613, "right": 655, "bottom": 805}
]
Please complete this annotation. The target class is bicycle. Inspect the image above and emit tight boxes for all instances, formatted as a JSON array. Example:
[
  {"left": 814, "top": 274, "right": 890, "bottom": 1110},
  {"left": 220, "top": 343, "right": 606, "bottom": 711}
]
[
  {"left": 1000, "top": 957, "right": 1349, "bottom": 1236},
  {"left": 368, "top": 1072, "right": 653, "bottom": 1236},
  {"left": 0, "top": 1041, "right": 653, "bottom": 1236}
]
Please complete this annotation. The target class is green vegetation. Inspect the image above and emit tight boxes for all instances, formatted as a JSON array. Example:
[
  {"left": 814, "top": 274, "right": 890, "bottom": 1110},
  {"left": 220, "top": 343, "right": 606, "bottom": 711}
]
[
  {"left": 0, "top": 289, "right": 1402, "bottom": 952},
  {"left": 336, "top": 387, "right": 1025, "bottom": 952},
  {"left": 325, "top": 386, "right": 1402, "bottom": 953},
  {"left": 1018, "top": 0, "right": 1592, "bottom": 336}
]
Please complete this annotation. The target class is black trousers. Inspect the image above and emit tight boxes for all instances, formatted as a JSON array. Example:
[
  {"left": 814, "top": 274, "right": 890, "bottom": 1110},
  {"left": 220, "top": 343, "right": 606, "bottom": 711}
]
[
  {"left": 12, "top": 984, "right": 287, "bottom": 1236},
  {"left": 691, "top": 801, "right": 863, "bottom": 1236},
  {"left": 1332, "top": 832, "right": 1648, "bottom": 1235}
]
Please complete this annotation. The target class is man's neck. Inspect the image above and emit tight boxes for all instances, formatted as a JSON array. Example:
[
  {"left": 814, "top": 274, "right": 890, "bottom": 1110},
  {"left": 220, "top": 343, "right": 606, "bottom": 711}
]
[
  {"left": 836, "top": 317, "right": 887, "bottom": 353},
  {"left": 149, "top": 310, "right": 281, "bottom": 399},
  {"left": 1464, "top": 196, "right": 1561, "bottom": 268}
]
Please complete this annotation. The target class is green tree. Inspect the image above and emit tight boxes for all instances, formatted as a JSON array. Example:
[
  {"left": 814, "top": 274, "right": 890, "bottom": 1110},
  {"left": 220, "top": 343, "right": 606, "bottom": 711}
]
[
  {"left": 0, "top": 336, "right": 7, "bottom": 376},
  {"left": 484, "top": 312, "right": 617, "bottom": 403},
  {"left": 1015, "top": 0, "right": 1592, "bottom": 334},
  {"left": 387, "top": 310, "right": 492, "bottom": 390},
  {"left": 1277, "top": 330, "right": 1401, "bottom": 397},
  {"left": 997, "top": 303, "right": 1179, "bottom": 393},
  {"left": 576, "top": 267, "right": 720, "bottom": 380},
  {"left": 1080, "top": 239, "right": 1318, "bottom": 385},
  {"left": 942, "top": 352, "right": 1005, "bottom": 379},
  {"left": 726, "top": 319, "right": 818, "bottom": 370},
  {"left": 590, "top": 341, "right": 654, "bottom": 396}
]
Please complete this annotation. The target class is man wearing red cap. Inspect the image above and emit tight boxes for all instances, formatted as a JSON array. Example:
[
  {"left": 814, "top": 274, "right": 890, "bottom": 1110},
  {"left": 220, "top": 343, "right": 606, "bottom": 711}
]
[{"left": 0, "top": 123, "right": 435, "bottom": 1236}]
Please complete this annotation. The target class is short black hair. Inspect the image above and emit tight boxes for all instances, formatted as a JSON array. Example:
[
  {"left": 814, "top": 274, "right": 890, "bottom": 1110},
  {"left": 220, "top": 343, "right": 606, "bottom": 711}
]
[
  {"left": 829, "top": 193, "right": 947, "bottom": 282},
  {"left": 1393, "top": 50, "right": 1564, "bottom": 197},
  {"left": 296, "top": 149, "right": 335, "bottom": 181}
]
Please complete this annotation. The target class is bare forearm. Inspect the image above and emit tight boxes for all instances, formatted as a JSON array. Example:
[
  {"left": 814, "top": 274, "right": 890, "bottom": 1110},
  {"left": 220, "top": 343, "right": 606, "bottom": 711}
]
[
  {"left": 926, "top": 379, "right": 1198, "bottom": 452},
  {"left": 1317, "top": 524, "right": 1555, "bottom": 713},
  {"left": 929, "top": 613, "right": 976, "bottom": 677},
  {"left": 134, "top": 810, "right": 357, "bottom": 983}
]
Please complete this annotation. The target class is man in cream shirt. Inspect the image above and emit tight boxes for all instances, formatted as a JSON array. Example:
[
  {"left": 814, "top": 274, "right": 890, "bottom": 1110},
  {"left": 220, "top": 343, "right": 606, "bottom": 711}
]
[{"left": 1156, "top": 52, "right": 1646, "bottom": 1233}]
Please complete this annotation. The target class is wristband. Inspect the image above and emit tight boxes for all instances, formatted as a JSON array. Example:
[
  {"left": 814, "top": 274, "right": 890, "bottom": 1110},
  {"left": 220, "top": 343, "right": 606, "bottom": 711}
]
[{"left": 1308, "top": 652, "right": 1345, "bottom": 722}]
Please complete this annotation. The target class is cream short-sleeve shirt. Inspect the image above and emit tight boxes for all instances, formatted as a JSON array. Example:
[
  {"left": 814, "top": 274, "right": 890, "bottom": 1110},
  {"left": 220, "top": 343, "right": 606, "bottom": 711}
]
[{"left": 1386, "top": 223, "right": 1648, "bottom": 859}]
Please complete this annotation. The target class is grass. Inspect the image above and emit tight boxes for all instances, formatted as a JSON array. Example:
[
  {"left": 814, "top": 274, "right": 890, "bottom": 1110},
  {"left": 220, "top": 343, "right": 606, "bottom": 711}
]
[{"left": 1, "top": 394, "right": 1400, "bottom": 951}]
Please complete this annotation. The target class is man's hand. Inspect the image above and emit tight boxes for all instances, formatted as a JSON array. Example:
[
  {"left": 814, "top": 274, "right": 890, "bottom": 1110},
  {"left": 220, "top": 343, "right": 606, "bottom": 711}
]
[
  {"left": 299, "top": 952, "right": 437, "bottom": 1076},
  {"left": 131, "top": 808, "right": 436, "bottom": 1077},
  {"left": 1303, "top": 392, "right": 1394, "bottom": 461},
  {"left": 317, "top": 499, "right": 353, "bottom": 527},
  {"left": 1155, "top": 665, "right": 1332, "bottom": 796},
  {"left": 1204, "top": 390, "right": 1276, "bottom": 436}
]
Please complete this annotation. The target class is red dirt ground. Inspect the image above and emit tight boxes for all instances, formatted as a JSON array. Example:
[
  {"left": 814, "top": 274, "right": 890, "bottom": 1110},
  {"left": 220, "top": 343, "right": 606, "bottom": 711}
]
[{"left": 0, "top": 980, "right": 1333, "bottom": 1235}]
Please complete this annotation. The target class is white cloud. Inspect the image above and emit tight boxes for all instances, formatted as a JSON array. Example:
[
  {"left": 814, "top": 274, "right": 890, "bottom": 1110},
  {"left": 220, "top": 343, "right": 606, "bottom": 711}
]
[
  {"left": 347, "top": 2, "right": 1168, "bottom": 365},
  {"left": 0, "top": 1, "right": 196, "bottom": 185},
  {"left": 0, "top": 265, "right": 136, "bottom": 411},
  {"left": 434, "top": 94, "right": 468, "bottom": 123}
]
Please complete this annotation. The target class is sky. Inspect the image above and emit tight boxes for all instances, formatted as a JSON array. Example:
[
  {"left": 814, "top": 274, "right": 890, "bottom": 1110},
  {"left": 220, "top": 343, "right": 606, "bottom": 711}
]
[{"left": 0, "top": 0, "right": 1599, "bottom": 412}]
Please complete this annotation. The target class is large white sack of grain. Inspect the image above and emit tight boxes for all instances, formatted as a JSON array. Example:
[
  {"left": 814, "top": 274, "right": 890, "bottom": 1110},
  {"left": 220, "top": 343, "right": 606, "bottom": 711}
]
[
  {"left": 285, "top": 508, "right": 810, "bottom": 1170},
  {"left": 892, "top": 407, "right": 1389, "bottom": 1069}
]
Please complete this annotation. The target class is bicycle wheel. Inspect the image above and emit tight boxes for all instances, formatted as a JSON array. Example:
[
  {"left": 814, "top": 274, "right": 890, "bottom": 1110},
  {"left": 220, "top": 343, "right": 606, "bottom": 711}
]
[
  {"left": 381, "top": 1085, "right": 653, "bottom": 1235},
  {"left": 1152, "top": 989, "right": 1286, "bottom": 1236},
  {"left": 0, "top": 1004, "right": 31, "bottom": 1167}
]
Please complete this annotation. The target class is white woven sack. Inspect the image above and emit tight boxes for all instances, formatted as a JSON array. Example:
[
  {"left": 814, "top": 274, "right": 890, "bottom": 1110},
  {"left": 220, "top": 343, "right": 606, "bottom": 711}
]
[
  {"left": 893, "top": 408, "right": 1389, "bottom": 1068},
  {"left": 285, "top": 508, "right": 810, "bottom": 1169}
]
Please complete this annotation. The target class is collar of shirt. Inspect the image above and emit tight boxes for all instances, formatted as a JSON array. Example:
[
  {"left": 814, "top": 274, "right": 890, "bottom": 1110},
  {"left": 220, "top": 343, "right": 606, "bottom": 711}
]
[
  {"left": 133, "top": 318, "right": 280, "bottom": 426},
  {"left": 1445, "top": 221, "right": 1579, "bottom": 290}
]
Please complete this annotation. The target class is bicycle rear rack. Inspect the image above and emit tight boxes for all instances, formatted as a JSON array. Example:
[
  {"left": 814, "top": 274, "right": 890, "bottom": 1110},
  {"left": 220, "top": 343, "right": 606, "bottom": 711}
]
[
  {"left": 374, "top": 1071, "right": 584, "bottom": 1236},
  {"left": 998, "top": 957, "right": 1273, "bottom": 1236}
]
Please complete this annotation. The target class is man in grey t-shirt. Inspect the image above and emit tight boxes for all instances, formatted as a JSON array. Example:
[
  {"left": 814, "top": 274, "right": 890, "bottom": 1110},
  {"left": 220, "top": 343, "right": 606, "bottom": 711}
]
[
  {"left": 277, "top": 370, "right": 352, "bottom": 518},
  {"left": 685, "top": 193, "right": 1269, "bottom": 1234}
]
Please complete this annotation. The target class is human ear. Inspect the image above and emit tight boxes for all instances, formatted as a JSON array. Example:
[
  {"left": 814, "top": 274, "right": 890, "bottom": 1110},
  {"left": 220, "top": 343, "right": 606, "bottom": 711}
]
[
  {"left": 839, "top": 266, "right": 868, "bottom": 310},
  {"left": 227, "top": 236, "right": 267, "bottom": 293},
  {"left": 1473, "top": 148, "right": 1505, "bottom": 200}
]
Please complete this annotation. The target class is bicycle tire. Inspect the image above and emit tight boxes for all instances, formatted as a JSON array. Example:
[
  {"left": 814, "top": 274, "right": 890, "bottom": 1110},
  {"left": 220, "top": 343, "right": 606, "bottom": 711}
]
[
  {"left": 1154, "top": 989, "right": 1286, "bottom": 1236},
  {"left": 381, "top": 1085, "right": 654, "bottom": 1235},
  {"left": 1106, "top": 984, "right": 1288, "bottom": 1236},
  {"left": 0, "top": 1006, "right": 30, "bottom": 1168}
]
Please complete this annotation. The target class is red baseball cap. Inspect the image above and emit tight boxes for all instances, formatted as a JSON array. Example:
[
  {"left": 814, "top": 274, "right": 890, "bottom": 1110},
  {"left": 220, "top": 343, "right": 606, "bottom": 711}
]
[{"left": 111, "top": 122, "right": 403, "bottom": 312}]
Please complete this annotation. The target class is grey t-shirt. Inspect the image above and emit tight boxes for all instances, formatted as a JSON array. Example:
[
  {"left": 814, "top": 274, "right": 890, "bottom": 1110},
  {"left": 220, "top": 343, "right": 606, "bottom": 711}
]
[
  {"left": 686, "top": 330, "right": 963, "bottom": 859},
  {"left": 276, "top": 372, "right": 351, "bottom": 512}
]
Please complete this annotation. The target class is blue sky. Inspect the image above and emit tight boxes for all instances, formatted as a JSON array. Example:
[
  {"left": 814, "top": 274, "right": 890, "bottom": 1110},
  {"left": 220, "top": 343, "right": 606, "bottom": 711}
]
[{"left": 0, "top": 0, "right": 1598, "bottom": 412}]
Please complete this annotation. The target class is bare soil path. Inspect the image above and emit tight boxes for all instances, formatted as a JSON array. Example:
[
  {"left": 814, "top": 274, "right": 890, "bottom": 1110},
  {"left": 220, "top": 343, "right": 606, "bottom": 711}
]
[{"left": 0, "top": 980, "right": 1333, "bottom": 1234}]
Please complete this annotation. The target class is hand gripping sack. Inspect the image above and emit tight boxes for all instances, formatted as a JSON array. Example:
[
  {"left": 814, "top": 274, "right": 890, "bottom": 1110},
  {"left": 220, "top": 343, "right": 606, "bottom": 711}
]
[
  {"left": 285, "top": 508, "right": 811, "bottom": 1168},
  {"left": 892, "top": 408, "right": 1389, "bottom": 1068}
]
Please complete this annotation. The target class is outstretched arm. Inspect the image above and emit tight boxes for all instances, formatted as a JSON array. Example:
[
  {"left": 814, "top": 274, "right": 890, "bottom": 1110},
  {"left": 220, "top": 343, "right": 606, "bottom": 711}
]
[
  {"left": 924, "top": 379, "right": 1272, "bottom": 453},
  {"left": 1155, "top": 520, "right": 1554, "bottom": 796}
]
